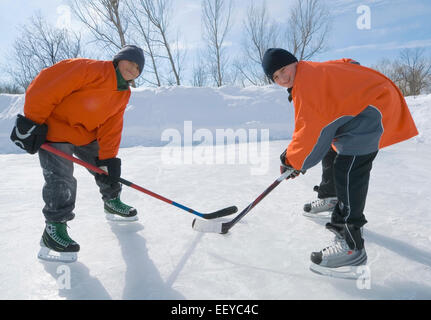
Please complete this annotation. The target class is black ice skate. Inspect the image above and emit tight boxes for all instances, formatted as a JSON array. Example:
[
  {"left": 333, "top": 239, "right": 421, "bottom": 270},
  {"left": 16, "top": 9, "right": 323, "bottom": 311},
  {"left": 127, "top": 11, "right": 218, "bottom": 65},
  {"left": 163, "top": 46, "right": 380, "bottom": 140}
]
[
  {"left": 104, "top": 196, "right": 138, "bottom": 222},
  {"left": 38, "top": 222, "right": 80, "bottom": 263}
]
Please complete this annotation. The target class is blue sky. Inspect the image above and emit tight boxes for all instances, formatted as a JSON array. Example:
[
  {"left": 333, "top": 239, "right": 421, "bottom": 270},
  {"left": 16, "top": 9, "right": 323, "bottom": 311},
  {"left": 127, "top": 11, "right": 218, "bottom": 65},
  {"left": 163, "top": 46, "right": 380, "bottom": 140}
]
[
  {"left": 0, "top": 0, "right": 430, "bottom": 83},
  {"left": 315, "top": 0, "right": 431, "bottom": 65}
]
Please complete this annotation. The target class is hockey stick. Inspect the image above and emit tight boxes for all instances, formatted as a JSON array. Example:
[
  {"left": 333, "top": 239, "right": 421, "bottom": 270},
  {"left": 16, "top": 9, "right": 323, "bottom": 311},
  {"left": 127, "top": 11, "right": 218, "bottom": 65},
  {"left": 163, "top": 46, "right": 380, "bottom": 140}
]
[
  {"left": 192, "top": 170, "right": 292, "bottom": 234},
  {"left": 40, "top": 143, "right": 237, "bottom": 219}
]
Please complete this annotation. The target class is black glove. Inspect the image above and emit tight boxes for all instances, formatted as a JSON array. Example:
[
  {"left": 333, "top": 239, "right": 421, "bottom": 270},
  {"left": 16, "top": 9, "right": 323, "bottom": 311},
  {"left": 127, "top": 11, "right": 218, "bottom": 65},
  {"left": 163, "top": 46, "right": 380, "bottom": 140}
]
[
  {"left": 280, "top": 150, "right": 306, "bottom": 179},
  {"left": 96, "top": 157, "right": 121, "bottom": 185},
  {"left": 10, "top": 114, "right": 48, "bottom": 154}
]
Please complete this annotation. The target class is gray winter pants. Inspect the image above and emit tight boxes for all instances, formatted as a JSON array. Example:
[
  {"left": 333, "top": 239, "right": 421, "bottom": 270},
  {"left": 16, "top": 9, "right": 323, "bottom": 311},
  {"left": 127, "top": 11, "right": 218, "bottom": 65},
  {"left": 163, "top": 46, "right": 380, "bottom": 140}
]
[{"left": 38, "top": 141, "right": 122, "bottom": 223}]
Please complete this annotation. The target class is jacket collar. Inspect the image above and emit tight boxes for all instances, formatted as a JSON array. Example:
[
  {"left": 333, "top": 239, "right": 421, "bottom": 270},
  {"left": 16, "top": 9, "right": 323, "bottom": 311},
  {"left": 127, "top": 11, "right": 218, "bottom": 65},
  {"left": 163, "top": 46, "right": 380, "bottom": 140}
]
[
  {"left": 287, "top": 87, "right": 293, "bottom": 102},
  {"left": 115, "top": 66, "right": 130, "bottom": 91}
]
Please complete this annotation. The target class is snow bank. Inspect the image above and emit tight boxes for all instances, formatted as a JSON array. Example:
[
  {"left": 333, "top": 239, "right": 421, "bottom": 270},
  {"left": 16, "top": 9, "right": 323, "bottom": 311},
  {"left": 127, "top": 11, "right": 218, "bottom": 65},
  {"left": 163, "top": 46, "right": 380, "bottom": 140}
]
[
  {"left": 405, "top": 95, "right": 431, "bottom": 144},
  {"left": 122, "top": 86, "right": 294, "bottom": 148},
  {"left": 0, "top": 86, "right": 294, "bottom": 154},
  {"left": 0, "top": 94, "right": 26, "bottom": 153},
  {"left": 0, "top": 87, "right": 430, "bottom": 154}
]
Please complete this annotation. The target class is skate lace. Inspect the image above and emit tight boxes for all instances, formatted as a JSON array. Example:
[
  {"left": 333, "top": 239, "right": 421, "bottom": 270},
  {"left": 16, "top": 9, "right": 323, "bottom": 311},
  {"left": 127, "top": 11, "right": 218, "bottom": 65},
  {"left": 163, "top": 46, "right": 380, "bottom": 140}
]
[
  {"left": 107, "top": 198, "right": 132, "bottom": 214},
  {"left": 311, "top": 199, "right": 327, "bottom": 209},
  {"left": 47, "top": 223, "right": 73, "bottom": 247},
  {"left": 322, "top": 237, "right": 350, "bottom": 258},
  {"left": 311, "top": 198, "right": 336, "bottom": 209}
]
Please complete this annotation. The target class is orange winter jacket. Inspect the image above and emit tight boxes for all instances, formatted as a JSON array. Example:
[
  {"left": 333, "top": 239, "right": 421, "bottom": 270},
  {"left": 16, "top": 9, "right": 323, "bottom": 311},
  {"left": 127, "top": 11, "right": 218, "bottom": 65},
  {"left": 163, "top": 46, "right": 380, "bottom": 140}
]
[
  {"left": 24, "top": 58, "right": 131, "bottom": 160},
  {"left": 286, "top": 59, "right": 418, "bottom": 170}
]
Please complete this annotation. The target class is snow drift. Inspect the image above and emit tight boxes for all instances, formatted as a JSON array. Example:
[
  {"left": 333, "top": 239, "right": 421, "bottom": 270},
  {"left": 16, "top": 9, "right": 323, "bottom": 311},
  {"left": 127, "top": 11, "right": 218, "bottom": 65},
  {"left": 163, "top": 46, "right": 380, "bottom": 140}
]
[
  {"left": 1, "top": 86, "right": 296, "bottom": 154},
  {"left": 1, "top": 86, "right": 430, "bottom": 154}
]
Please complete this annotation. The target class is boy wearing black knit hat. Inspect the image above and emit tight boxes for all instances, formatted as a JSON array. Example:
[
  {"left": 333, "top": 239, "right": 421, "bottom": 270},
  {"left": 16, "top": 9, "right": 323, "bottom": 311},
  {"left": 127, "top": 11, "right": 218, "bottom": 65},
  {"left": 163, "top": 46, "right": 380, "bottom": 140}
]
[
  {"left": 262, "top": 48, "right": 418, "bottom": 278},
  {"left": 10, "top": 45, "right": 146, "bottom": 263}
]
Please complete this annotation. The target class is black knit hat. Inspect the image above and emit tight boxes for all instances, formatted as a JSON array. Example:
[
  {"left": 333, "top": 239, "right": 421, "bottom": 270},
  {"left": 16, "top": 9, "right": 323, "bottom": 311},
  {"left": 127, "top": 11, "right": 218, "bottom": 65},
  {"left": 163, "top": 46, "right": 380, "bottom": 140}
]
[
  {"left": 113, "top": 45, "right": 145, "bottom": 75},
  {"left": 262, "top": 48, "right": 298, "bottom": 81}
]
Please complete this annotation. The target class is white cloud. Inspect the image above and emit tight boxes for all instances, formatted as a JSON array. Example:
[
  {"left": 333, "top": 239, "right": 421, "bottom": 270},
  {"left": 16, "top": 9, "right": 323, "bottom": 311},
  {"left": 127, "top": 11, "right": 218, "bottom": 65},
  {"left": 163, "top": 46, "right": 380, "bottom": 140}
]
[
  {"left": 334, "top": 38, "right": 431, "bottom": 52},
  {"left": 328, "top": 0, "right": 397, "bottom": 15}
]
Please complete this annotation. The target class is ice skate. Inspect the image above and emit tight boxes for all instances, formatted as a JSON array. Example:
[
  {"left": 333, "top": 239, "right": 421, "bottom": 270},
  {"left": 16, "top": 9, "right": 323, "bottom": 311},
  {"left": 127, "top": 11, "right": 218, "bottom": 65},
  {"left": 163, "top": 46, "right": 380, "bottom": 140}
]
[
  {"left": 303, "top": 197, "right": 337, "bottom": 219},
  {"left": 38, "top": 222, "right": 80, "bottom": 263},
  {"left": 309, "top": 223, "right": 368, "bottom": 279},
  {"left": 104, "top": 196, "right": 138, "bottom": 222}
]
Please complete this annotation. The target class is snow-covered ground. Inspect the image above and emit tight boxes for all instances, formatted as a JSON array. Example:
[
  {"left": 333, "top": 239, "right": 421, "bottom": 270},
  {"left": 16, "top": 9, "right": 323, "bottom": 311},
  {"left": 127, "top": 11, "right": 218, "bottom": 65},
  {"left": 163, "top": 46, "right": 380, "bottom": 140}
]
[{"left": 0, "top": 87, "right": 430, "bottom": 300}]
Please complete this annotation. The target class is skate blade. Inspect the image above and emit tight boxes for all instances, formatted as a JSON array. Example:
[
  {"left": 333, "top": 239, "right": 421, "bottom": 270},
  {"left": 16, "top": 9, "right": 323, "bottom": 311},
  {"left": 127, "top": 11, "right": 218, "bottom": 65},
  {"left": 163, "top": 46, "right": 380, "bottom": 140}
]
[
  {"left": 309, "top": 263, "right": 368, "bottom": 280},
  {"left": 38, "top": 246, "right": 77, "bottom": 263},
  {"left": 105, "top": 213, "right": 139, "bottom": 222},
  {"left": 303, "top": 211, "right": 331, "bottom": 220}
]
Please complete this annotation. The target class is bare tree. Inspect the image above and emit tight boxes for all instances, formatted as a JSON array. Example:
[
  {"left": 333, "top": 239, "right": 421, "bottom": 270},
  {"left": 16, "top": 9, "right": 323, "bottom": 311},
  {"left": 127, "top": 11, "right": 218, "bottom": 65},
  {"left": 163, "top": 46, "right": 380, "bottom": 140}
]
[
  {"left": 124, "top": 0, "right": 162, "bottom": 86},
  {"left": 372, "top": 56, "right": 408, "bottom": 93},
  {"left": 0, "top": 82, "right": 23, "bottom": 94},
  {"left": 192, "top": 49, "right": 208, "bottom": 87},
  {"left": 70, "top": 0, "right": 148, "bottom": 87},
  {"left": 286, "top": 0, "right": 331, "bottom": 60},
  {"left": 70, "top": 0, "right": 129, "bottom": 53},
  {"left": 192, "top": 65, "right": 207, "bottom": 87},
  {"left": 372, "top": 58, "right": 397, "bottom": 80},
  {"left": 202, "top": 0, "right": 233, "bottom": 87},
  {"left": 235, "top": 0, "right": 279, "bottom": 86},
  {"left": 6, "top": 13, "right": 82, "bottom": 90},
  {"left": 372, "top": 49, "right": 431, "bottom": 96},
  {"left": 136, "top": 0, "right": 183, "bottom": 85},
  {"left": 395, "top": 48, "right": 431, "bottom": 96}
]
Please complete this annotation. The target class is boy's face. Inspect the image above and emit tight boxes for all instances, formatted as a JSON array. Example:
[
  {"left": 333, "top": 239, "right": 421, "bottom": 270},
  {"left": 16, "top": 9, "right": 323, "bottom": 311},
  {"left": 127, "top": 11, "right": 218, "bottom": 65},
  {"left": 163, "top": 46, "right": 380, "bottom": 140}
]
[
  {"left": 272, "top": 62, "right": 297, "bottom": 88},
  {"left": 118, "top": 60, "right": 140, "bottom": 81}
]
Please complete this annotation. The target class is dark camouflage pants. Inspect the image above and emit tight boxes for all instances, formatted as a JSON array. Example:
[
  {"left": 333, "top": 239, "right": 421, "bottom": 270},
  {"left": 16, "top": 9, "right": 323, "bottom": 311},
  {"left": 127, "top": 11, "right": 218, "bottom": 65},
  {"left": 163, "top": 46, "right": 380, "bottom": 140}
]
[{"left": 38, "top": 141, "right": 121, "bottom": 223}]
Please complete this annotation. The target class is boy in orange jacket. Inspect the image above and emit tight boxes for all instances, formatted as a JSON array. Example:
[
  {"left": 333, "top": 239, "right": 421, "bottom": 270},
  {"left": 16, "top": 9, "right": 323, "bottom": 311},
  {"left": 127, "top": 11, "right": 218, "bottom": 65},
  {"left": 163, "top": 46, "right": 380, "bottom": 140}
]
[
  {"left": 11, "top": 45, "right": 145, "bottom": 263},
  {"left": 262, "top": 48, "right": 418, "bottom": 277}
]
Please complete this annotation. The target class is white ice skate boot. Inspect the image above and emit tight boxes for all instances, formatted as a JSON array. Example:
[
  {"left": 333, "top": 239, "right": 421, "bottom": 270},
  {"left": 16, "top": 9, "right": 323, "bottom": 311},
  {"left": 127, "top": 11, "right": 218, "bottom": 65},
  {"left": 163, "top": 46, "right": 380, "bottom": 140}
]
[
  {"left": 303, "top": 197, "right": 337, "bottom": 219},
  {"left": 309, "top": 223, "right": 367, "bottom": 279}
]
